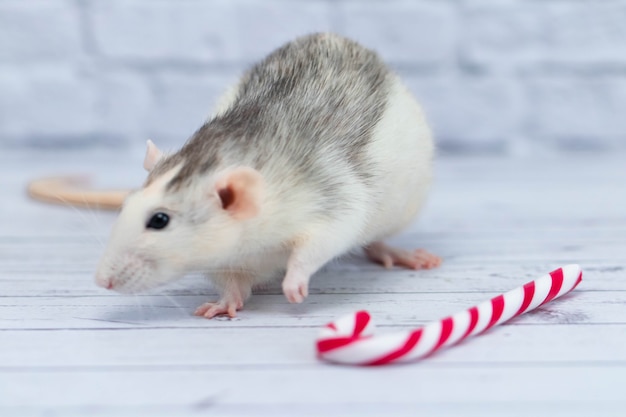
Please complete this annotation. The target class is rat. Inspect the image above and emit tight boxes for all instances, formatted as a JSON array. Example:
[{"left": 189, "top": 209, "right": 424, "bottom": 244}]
[{"left": 37, "top": 33, "right": 441, "bottom": 318}]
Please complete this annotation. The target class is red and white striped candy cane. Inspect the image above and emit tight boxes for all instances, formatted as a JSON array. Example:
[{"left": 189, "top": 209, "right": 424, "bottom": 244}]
[{"left": 317, "top": 264, "right": 582, "bottom": 366}]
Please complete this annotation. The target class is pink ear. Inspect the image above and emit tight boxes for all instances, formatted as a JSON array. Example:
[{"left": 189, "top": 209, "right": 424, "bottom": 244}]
[
  {"left": 215, "top": 167, "right": 264, "bottom": 220},
  {"left": 143, "top": 140, "right": 164, "bottom": 172}
]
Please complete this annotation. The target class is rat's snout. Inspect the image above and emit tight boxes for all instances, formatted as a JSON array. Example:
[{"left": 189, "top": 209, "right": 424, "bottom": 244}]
[
  {"left": 94, "top": 250, "right": 165, "bottom": 294},
  {"left": 95, "top": 273, "right": 115, "bottom": 290},
  {"left": 95, "top": 270, "right": 134, "bottom": 293}
]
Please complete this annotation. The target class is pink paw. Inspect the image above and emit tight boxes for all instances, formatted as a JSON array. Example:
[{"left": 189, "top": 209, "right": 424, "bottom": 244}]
[
  {"left": 282, "top": 279, "right": 309, "bottom": 304},
  {"left": 365, "top": 242, "right": 442, "bottom": 270},
  {"left": 400, "top": 249, "right": 442, "bottom": 270},
  {"left": 194, "top": 299, "right": 242, "bottom": 319}
]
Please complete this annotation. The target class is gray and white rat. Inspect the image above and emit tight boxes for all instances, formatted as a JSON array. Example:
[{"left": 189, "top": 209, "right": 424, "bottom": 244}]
[{"left": 93, "top": 33, "right": 441, "bottom": 318}]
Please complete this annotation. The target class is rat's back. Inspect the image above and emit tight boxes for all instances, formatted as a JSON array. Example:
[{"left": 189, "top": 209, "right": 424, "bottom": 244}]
[
  {"left": 160, "top": 34, "right": 393, "bottom": 192},
  {"left": 226, "top": 32, "right": 392, "bottom": 181}
]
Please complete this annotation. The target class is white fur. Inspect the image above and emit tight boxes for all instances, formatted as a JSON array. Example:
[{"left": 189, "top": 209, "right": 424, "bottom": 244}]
[{"left": 360, "top": 74, "right": 434, "bottom": 241}]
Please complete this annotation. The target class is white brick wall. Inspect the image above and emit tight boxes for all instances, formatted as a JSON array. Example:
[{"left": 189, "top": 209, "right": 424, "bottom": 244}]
[{"left": 1, "top": 0, "right": 625, "bottom": 154}]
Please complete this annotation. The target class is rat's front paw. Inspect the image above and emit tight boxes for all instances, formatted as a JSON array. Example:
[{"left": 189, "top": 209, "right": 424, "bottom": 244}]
[
  {"left": 282, "top": 279, "right": 309, "bottom": 304},
  {"left": 194, "top": 299, "right": 242, "bottom": 319}
]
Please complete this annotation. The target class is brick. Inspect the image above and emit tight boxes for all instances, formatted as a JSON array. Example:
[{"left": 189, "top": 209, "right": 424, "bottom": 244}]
[
  {"left": 144, "top": 70, "right": 241, "bottom": 146},
  {"left": 90, "top": 0, "right": 240, "bottom": 62},
  {"left": 464, "top": 1, "right": 626, "bottom": 70},
  {"left": 402, "top": 74, "right": 521, "bottom": 152},
  {"left": 234, "top": 0, "right": 333, "bottom": 62},
  {"left": 0, "top": 66, "right": 98, "bottom": 144},
  {"left": 94, "top": 71, "right": 154, "bottom": 142},
  {"left": 337, "top": 0, "right": 457, "bottom": 66},
  {"left": 0, "top": 0, "right": 82, "bottom": 62},
  {"left": 524, "top": 76, "right": 626, "bottom": 149},
  {"left": 2, "top": 0, "right": 624, "bottom": 154}
]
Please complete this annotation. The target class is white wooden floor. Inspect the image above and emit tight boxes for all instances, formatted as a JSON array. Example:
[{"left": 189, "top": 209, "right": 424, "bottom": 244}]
[{"left": 1, "top": 149, "right": 625, "bottom": 417}]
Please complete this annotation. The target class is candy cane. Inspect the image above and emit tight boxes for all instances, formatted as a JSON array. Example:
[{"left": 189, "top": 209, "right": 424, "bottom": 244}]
[{"left": 317, "top": 264, "right": 582, "bottom": 366}]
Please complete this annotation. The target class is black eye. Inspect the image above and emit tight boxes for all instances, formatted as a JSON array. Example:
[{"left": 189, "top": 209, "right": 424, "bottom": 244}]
[{"left": 146, "top": 212, "right": 170, "bottom": 230}]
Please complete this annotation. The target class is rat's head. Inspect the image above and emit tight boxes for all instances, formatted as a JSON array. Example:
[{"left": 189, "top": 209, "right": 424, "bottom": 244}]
[{"left": 95, "top": 140, "right": 264, "bottom": 293}]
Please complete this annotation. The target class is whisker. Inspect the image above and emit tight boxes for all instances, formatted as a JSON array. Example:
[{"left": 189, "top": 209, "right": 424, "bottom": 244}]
[
  {"left": 54, "top": 192, "right": 106, "bottom": 250},
  {"left": 81, "top": 192, "right": 108, "bottom": 249},
  {"left": 161, "top": 293, "right": 188, "bottom": 314}
]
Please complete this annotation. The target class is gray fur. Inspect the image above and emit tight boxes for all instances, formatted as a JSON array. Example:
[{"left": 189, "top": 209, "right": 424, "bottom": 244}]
[{"left": 148, "top": 33, "right": 391, "bottom": 211}]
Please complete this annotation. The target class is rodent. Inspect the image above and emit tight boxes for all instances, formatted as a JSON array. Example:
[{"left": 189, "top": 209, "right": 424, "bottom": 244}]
[{"left": 31, "top": 33, "right": 441, "bottom": 318}]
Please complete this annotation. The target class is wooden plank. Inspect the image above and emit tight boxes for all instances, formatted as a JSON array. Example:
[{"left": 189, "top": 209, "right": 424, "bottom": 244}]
[
  {"left": 4, "top": 232, "right": 626, "bottom": 269},
  {"left": 1, "top": 325, "right": 625, "bottom": 368},
  {"left": 0, "top": 290, "right": 621, "bottom": 330},
  {"left": 1, "top": 260, "right": 624, "bottom": 296},
  {"left": 4, "top": 152, "right": 626, "bottom": 239},
  {"left": 1, "top": 366, "right": 625, "bottom": 415},
  {"left": 1, "top": 403, "right": 624, "bottom": 417}
]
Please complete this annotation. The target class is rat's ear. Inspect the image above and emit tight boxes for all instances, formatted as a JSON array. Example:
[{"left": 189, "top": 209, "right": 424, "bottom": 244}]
[
  {"left": 143, "top": 140, "right": 164, "bottom": 172},
  {"left": 214, "top": 167, "right": 264, "bottom": 220}
]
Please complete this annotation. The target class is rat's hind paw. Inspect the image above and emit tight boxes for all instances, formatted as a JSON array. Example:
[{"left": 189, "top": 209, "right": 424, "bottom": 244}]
[
  {"left": 194, "top": 299, "right": 243, "bottom": 319},
  {"left": 365, "top": 242, "right": 441, "bottom": 270}
]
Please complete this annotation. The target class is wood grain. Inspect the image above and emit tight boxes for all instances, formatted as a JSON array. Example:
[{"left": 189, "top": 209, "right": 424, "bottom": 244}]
[{"left": 1, "top": 149, "right": 625, "bottom": 417}]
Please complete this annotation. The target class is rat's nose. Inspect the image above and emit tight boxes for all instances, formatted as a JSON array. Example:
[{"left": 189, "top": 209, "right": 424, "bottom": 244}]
[{"left": 95, "top": 274, "right": 115, "bottom": 290}]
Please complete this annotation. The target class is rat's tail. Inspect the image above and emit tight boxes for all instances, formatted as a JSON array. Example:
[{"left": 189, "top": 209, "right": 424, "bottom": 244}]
[{"left": 27, "top": 176, "right": 129, "bottom": 210}]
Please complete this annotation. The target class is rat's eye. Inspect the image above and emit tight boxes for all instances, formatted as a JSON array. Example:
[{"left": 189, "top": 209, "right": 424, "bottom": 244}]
[{"left": 146, "top": 212, "right": 170, "bottom": 230}]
